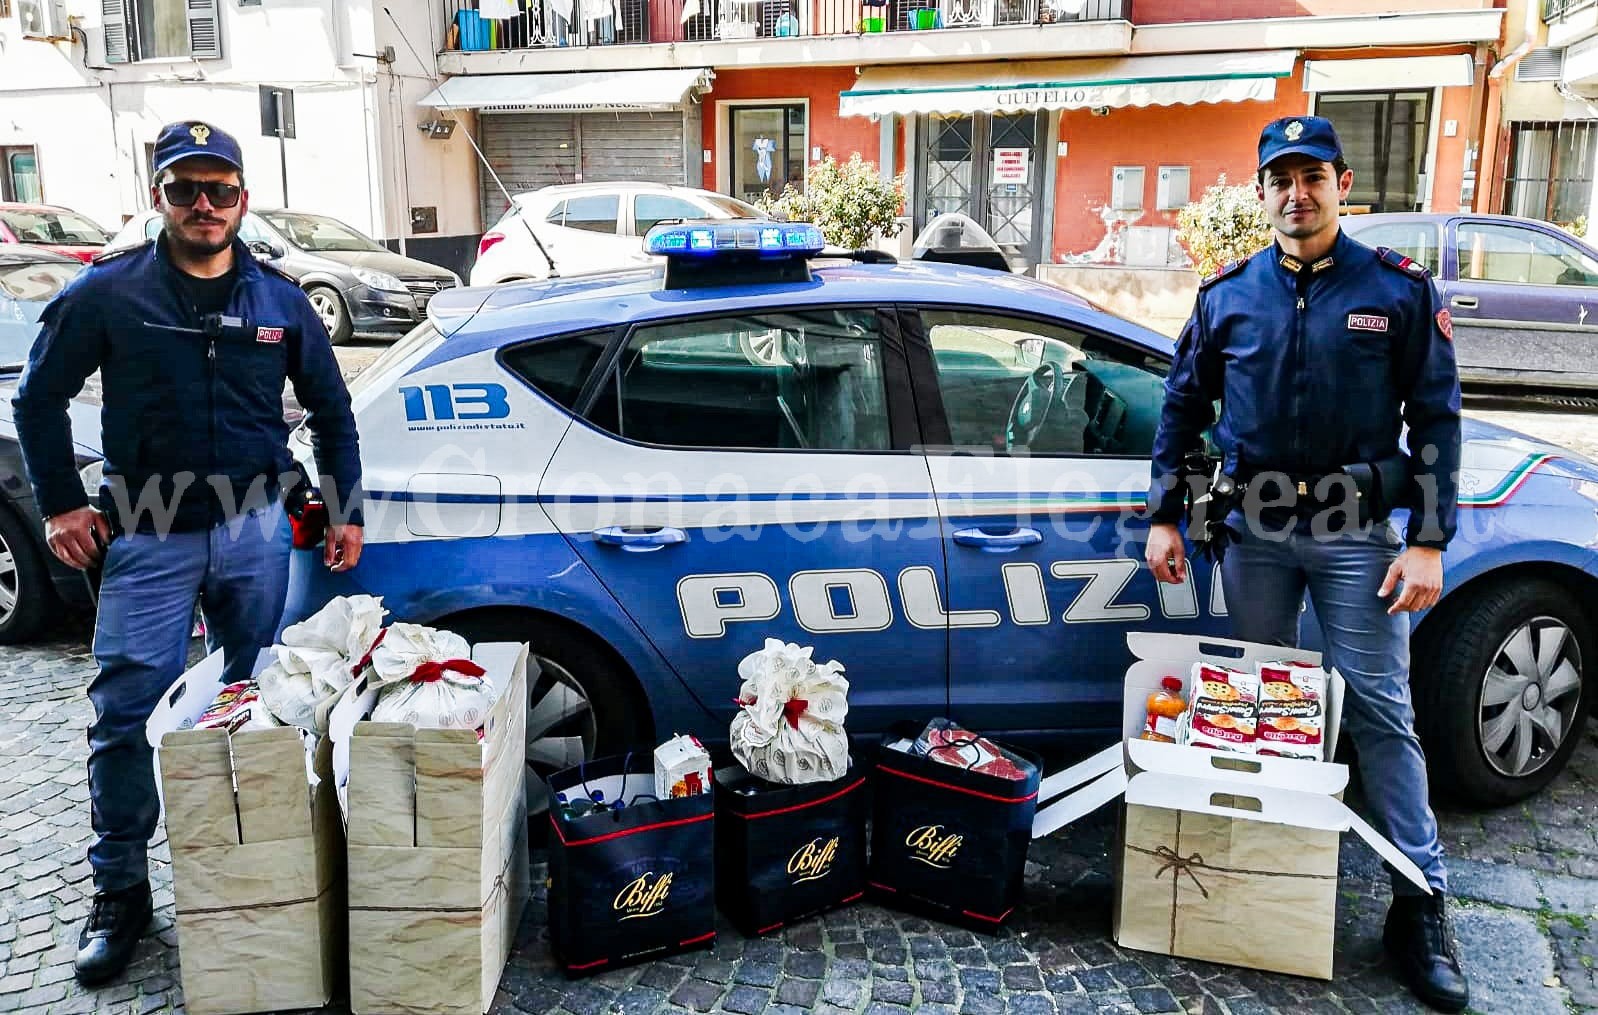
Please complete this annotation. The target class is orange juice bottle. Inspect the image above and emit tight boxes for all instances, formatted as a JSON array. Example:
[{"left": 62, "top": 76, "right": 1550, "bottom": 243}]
[{"left": 1140, "top": 677, "right": 1187, "bottom": 743}]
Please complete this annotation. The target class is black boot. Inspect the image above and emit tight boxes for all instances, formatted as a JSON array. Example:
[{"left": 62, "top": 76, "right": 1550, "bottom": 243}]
[
  {"left": 1384, "top": 893, "right": 1470, "bottom": 1012},
  {"left": 74, "top": 881, "right": 152, "bottom": 986}
]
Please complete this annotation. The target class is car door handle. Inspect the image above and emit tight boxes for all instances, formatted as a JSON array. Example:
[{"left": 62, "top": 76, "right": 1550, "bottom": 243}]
[
  {"left": 592, "top": 526, "right": 687, "bottom": 550},
  {"left": 952, "top": 527, "right": 1042, "bottom": 550},
  {"left": 1451, "top": 295, "right": 1478, "bottom": 309}
]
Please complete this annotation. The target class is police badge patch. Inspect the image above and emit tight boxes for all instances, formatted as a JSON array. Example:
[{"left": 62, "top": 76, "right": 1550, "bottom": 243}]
[
  {"left": 1285, "top": 121, "right": 1304, "bottom": 141},
  {"left": 1435, "top": 309, "right": 1453, "bottom": 341},
  {"left": 257, "top": 326, "right": 285, "bottom": 344}
]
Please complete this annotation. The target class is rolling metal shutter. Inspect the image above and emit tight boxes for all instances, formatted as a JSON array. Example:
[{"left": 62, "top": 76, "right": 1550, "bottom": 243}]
[
  {"left": 579, "top": 112, "right": 685, "bottom": 184},
  {"left": 479, "top": 114, "right": 579, "bottom": 229},
  {"left": 479, "top": 112, "right": 685, "bottom": 228}
]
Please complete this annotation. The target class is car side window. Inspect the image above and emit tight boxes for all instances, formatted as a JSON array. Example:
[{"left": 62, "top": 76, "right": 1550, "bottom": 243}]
[
  {"left": 920, "top": 309, "right": 1169, "bottom": 456},
  {"left": 556, "top": 194, "right": 620, "bottom": 235},
  {"left": 1456, "top": 222, "right": 1598, "bottom": 287},
  {"left": 237, "top": 216, "right": 274, "bottom": 245},
  {"left": 586, "top": 309, "right": 892, "bottom": 451},
  {"left": 500, "top": 330, "right": 615, "bottom": 411},
  {"left": 1347, "top": 221, "right": 1441, "bottom": 274},
  {"left": 635, "top": 195, "right": 708, "bottom": 234}
]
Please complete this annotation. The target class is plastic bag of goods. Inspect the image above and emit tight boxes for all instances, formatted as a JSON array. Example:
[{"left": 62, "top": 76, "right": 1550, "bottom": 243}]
[
  {"left": 370, "top": 623, "right": 494, "bottom": 731},
  {"left": 730, "top": 638, "right": 849, "bottom": 784}
]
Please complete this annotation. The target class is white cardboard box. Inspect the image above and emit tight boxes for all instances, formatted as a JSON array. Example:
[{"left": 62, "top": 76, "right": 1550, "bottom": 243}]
[
  {"left": 1032, "top": 632, "right": 1428, "bottom": 980},
  {"left": 145, "top": 650, "right": 342, "bottom": 1015},
  {"left": 329, "top": 641, "right": 531, "bottom": 1015}
]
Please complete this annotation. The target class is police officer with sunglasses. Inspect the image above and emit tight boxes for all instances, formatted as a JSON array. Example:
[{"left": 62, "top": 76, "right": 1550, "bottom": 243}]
[{"left": 11, "top": 120, "right": 365, "bottom": 986}]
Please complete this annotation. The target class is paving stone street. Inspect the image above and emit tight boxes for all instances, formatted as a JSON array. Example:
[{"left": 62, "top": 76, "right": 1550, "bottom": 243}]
[{"left": 2, "top": 614, "right": 1598, "bottom": 1015}]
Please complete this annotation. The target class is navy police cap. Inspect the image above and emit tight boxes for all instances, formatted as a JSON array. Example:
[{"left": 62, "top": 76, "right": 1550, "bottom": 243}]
[
  {"left": 1257, "top": 115, "right": 1343, "bottom": 171},
  {"left": 152, "top": 120, "right": 244, "bottom": 176}
]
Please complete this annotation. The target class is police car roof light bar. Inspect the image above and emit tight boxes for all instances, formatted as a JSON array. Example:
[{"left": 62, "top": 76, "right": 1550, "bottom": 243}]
[{"left": 644, "top": 221, "right": 827, "bottom": 289}]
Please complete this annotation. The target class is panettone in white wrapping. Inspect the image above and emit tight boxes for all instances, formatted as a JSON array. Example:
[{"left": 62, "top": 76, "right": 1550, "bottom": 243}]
[
  {"left": 730, "top": 639, "right": 849, "bottom": 784},
  {"left": 257, "top": 595, "right": 388, "bottom": 733},
  {"left": 370, "top": 624, "right": 496, "bottom": 731}
]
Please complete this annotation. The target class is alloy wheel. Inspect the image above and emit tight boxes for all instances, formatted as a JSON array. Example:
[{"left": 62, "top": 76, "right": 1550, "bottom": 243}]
[{"left": 1478, "top": 615, "right": 1584, "bottom": 777}]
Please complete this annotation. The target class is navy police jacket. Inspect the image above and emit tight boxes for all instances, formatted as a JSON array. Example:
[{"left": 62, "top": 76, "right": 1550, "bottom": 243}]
[
  {"left": 12, "top": 235, "right": 363, "bottom": 533},
  {"left": 1149, "top": 229, "right": 1461, "bottom": 549}
]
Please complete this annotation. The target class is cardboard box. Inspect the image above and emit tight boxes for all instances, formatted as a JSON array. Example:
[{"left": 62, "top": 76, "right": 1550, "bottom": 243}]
[
  {"left": 1033, "top": 632, "right": 1428, "bottom": 980},
  {"left": 332, "top": 642, "right": 532, "bottom": 1015},
  {"left": 146, "top": 650, "right": 342, "bottom": 1015}
]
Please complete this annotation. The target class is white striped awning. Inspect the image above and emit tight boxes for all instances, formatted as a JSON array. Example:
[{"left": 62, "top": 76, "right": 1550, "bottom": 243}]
[
  {"left": 839, "top": 51, "right": 1298, "bottom": 118},
  {"left": 420, "top": 67, "right": 715, "bottom": 113}
]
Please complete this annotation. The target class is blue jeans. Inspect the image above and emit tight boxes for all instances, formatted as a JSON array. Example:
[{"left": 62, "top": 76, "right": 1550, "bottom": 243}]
[
  {"left": 1220, "top": 519, "right": 1448, "bottom": 895},
  {"left": 87, "top": 502, "right": 292, "bottom": 891}
]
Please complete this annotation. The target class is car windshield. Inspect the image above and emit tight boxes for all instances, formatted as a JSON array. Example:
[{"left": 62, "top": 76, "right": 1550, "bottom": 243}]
[
  {"left": 0, "top": 258, "right": 81, "bottom": 368},
  {"left": 0, "top": 209, "right": 109, "bottom": 246},
  {"left": 258, "top": 212, "right": 387, "bottom": 253}
]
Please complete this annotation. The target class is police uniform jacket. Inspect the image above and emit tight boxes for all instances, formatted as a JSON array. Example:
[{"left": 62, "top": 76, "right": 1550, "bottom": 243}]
[
  {"left": 12, "top": 235, "right": 363, "bottom": 533},
  {"left": 1148, "top": 228, "right": 1461, "bottom": 549}
]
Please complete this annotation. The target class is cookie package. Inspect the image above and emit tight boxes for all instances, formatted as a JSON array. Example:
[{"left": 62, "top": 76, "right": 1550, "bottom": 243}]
[
  {"left": 1254, "top": 661, "right": 1328, "bottom": 762},
  {"left": 1178, "top": 663, "right": 1260, "bottom": 754}
]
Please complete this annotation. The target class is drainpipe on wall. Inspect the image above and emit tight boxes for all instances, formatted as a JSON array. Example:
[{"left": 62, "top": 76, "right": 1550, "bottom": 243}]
[{"left": 1476, "top": 0, "right": 1543, "bottom": 212}]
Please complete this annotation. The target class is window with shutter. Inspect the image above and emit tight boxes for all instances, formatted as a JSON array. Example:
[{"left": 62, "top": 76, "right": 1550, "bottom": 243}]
[
  {"left": 186, "top": 0, "right": 221, "bottom": 58},
  {"left": 102, "top": 0, "right": 132, "bottom": 63}
]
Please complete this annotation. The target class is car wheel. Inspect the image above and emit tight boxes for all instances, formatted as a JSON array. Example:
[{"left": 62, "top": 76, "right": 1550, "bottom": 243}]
[
  {"left": 305, "top": 285, "right": 353, "bottom": 345},
  {"left": 1413, "top": 579, "right": 1592, "bottom": 806},
  {"left": 436, "top": 610, "right": 653, "bottom": 815},
  {"left": 0, "top": 501, "right": 57, "bottom": 644}
]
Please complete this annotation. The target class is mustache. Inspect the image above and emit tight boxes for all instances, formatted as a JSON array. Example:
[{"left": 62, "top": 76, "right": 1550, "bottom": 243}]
[{"left": 185, "top": 214, "right": 225, "bottom": 225}]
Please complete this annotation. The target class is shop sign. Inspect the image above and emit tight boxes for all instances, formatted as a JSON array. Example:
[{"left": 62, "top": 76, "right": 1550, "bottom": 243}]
[{"left": 992, "top": 147, "right": 1030, "bottom": 184}]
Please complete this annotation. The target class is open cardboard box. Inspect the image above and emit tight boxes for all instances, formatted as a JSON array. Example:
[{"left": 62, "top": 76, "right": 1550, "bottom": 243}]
[
  {"left": 144, "top": 649, "right": 342, "bottom": 1015},
  {"left": 1031, "top": 632, "right": 1428, "bottom": 980}
]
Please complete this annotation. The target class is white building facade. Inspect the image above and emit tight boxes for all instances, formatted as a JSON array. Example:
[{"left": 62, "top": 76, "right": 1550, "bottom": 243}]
[{"left": 0, "top": 0, "right": 479, "bottom": 273}]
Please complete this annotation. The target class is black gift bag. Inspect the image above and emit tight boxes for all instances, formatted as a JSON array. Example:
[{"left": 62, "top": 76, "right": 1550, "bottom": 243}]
[
  {"left": 867, "top": 724, "right": 1042, "bottom": 932},
  {"left": 714, "top": 765, "right": 868, "bottom": 936},
  {"left": 546, "top": 754, "right": 716, "bottom": 976}
]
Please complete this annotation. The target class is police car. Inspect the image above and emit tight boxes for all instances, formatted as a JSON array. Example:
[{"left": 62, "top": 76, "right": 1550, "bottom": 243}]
[{"left": 284, "top": 218, "right": 1598, "bottom": 808}]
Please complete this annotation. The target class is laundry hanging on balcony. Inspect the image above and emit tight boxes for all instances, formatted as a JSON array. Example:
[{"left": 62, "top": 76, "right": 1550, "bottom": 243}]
[{"left": 479, "top": 0, "right": 521, "bottom": 17}]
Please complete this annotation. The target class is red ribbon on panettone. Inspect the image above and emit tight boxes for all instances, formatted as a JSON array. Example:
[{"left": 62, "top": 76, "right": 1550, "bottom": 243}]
[
  {"left": 734, "top": 695, "right": 811, "bottom": 729},
  {"left": 350, "top": 627, "right": 388, "bottom": 677},
  {"left": 409, "top": 658, "right": 487, "bottom": 684}
]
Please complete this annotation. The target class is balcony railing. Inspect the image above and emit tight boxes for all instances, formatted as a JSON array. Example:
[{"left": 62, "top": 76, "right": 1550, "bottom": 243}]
[
  {"left": 1546, "top": 0, "right": 1598, "bottom": 22},
  {"left": 443, "top": 0, "right": 1129, "bottom": 50}
]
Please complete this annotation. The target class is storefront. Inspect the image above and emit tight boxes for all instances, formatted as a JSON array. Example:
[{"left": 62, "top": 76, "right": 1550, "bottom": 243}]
[
  {"left": 839, "top": 51, "right": 1300, "bottom": 269},
  {"left": 419, "top": 67, "right": 715, "bottom": 227}
]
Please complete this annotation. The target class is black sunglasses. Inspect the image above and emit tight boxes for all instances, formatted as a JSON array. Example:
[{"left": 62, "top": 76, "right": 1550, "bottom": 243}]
[{"left": 161, "top": 179, "right": 242, "bottom": 209}]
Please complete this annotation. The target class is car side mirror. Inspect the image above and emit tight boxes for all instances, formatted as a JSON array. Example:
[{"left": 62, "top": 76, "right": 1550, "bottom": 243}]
[{"left": 249, "top": 240, "right": 285, "bottom": 260}]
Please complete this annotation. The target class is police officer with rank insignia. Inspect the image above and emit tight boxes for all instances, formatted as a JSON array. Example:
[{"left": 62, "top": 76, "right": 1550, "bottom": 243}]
[
  {"left": 12, "top": 120, "right": 365, "bottom": 986},
  {"left": 1145, "top": 116, "right": 1467, "bottom": 1011}
]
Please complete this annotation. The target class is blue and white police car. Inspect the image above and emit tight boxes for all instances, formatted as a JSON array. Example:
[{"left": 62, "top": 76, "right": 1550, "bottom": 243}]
[{"left": 285, "top": 219, "right": 1598, "bottom": 807}]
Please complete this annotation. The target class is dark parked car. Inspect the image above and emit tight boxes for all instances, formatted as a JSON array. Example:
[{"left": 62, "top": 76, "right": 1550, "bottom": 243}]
[
  {"left": 1342, "top": 211, "right": 1598, "bottom": 389},
  {"left": 0, "top": 247, "right": 100, "bottom": 642},
  {"left": 107, "top": 209, "right": 459, "bottom": 344}
]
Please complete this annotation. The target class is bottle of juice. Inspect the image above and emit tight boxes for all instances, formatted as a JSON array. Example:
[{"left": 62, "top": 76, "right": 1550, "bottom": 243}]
[{"left": 1140, "top": 677, "right": 1187, "bottom": 743}]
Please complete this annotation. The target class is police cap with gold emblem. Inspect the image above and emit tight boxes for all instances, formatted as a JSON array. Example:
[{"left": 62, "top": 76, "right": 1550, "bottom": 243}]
[
  {"left": 1257, "top": 115, "right": 1343, "bottom": 172},
  {"left": 151, "top": 120, "right": 244, "bottom": 176}
]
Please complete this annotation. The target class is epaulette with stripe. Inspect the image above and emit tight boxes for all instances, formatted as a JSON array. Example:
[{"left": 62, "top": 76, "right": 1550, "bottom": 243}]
[
  {"left": 1198, "top": 258, "right": 1246, "bottom": 289},
  {"left": 1375, "top": 245, "right": 1431, "bottom": 280},
  {"left": 91, "top": 240, "right": 152, "bottom": 265}
]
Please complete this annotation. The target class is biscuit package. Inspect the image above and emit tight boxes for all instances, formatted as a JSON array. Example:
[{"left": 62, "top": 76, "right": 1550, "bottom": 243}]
[
  {"left": 1178, "top": 663, "right": 1260, "bottom": 753},
  {"left": 1255, "top": 662, "right": 1327, "bottom": 761}
]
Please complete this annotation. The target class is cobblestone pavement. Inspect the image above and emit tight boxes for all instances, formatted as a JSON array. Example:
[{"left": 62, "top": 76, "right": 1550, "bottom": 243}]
[{"left": 3, "top": 620, "right": 1598, "bottom": 1015}]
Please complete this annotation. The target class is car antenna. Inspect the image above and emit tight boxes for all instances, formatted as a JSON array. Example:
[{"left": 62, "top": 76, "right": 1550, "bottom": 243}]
[{"left": 381, "top": 6, "right": 559, "bottom": 279}]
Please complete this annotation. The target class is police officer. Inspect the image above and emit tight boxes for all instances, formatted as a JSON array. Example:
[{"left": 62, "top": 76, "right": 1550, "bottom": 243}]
[
  {"left": 12, "top": 121, "right": 365, "bottom": 985},
  {"left": 1145, "top": 116, "right": 1466, "bottom": 1012}
]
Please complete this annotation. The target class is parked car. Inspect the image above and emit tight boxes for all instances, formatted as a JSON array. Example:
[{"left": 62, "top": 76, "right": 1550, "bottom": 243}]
[
  {"left": 0, "top": 202, "right": 111, "bottom": 263},
  {"left": 282, "top": 219, "right": 1598, "bottom": 809},
  {"left": 469, "top": 182, "right": 766, "bottom": 286},
  {"left": 1342, "top": 211, "right": 1598, "bottom": 390},
  {"left": 107, "top": 209, "right": 460, "bottom": 344},
  {"left": 0, "top": 247, "right": 100, "bottom": 642}
]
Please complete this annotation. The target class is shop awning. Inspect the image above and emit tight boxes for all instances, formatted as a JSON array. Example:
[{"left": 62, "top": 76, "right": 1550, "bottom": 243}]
[
  {"left": 838, "top": 51, "right": 1297, "bottom": 118},
  {"left": 419, "top": 67, "right": 715, "bottom": 113},
  {"left": 1302, "top": 55, "right": 1474, "bottom": 93}
]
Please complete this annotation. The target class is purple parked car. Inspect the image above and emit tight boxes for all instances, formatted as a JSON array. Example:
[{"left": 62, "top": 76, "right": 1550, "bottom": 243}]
[{"left": 1342, "top": 212, "right": 1598, "bottom": 390}]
